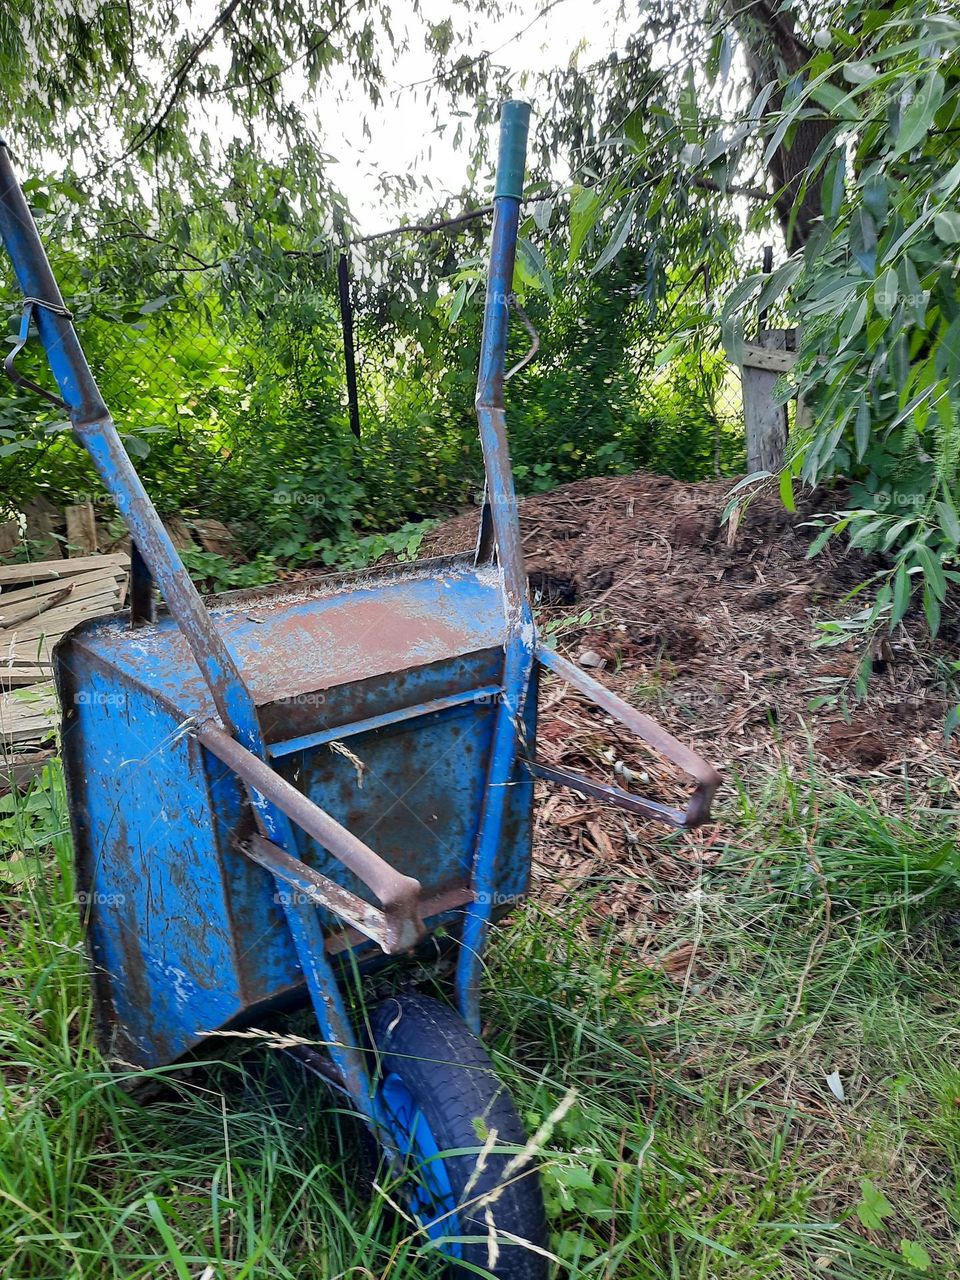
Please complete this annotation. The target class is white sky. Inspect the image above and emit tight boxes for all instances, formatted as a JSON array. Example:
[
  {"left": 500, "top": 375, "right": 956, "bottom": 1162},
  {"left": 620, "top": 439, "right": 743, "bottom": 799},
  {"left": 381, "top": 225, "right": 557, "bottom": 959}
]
[{"left": 294, "top": 0, "right": 625, "bottom": 229}]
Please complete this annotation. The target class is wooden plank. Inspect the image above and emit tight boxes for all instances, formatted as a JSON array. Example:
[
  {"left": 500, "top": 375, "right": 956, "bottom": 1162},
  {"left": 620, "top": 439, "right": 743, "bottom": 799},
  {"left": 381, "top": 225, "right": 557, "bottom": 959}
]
[
  {"left": 11, "top": 594, "right": 122, "bottom": 644},
  {"left": 5, "top": 644, "right": 58, "bottom": 671},
  {"left": 0, "top": 553, "right": 129, "bottom": 585},
  {"left": 8, "top": 611, "right": 121, "bottom": 652},
  {"left": 0, "top": 564, "right": 61, "bottom": 586},
  {"left": 0, "top": 585, "right": 73, "bottom": 630},
  {"left": 0, "top": 685, "right": 58, "bottom": 745},
  {"left": 0, "top": 567, "right": 125, "bottom": 609},
  {"left": 52, "top": 552, "right": 128, "bottom": 574},
  {"left": 0, "top": 748, "right": 55, "bottom": 796},
  {"left": 740, "top": 343, "right": 797, "bottom": 373},
  {"left": 0, "top": 667, "right": 51, "bottom": 687},
  {"left": 65, "top": 502, "right": 99, "bottom": 555}
]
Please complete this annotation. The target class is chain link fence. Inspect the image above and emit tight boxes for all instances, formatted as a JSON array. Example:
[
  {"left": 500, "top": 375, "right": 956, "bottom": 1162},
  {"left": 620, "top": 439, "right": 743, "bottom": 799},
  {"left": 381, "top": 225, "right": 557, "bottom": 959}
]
[{"left": 2, "top": 242, "right": 747, "bottom": 560}]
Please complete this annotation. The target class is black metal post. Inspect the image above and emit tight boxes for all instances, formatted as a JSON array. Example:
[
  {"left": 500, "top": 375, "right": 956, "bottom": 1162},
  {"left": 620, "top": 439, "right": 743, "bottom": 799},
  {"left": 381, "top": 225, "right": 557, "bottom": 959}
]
[{"left": 337, "top": 251, "right": 361, "bottom": 440}]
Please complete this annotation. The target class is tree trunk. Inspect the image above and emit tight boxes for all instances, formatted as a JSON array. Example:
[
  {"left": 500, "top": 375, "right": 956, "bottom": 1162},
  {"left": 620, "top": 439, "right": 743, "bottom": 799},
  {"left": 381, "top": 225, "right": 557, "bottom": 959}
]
[{"left": 726, "top": 1, "right": 831, "bottom": 250}]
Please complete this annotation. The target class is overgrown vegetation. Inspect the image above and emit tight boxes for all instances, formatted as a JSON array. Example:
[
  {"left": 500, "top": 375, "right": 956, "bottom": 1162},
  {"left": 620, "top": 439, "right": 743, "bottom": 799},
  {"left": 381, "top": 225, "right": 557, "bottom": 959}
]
[
  {"left": 3, "top": 3, "right": 957, "bottom": 632},
  {"left": 721, "top": 1, "right": 960, "bottom": 646},
  {"left": 2, "top": 759, "right": 959, "bottom": 1277}
]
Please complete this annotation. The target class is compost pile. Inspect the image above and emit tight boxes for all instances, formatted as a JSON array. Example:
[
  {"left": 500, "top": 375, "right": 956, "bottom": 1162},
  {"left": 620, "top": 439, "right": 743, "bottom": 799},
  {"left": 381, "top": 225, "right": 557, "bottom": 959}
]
[{"left": 420, "top": 473, "right": 960, "bottom": 920}]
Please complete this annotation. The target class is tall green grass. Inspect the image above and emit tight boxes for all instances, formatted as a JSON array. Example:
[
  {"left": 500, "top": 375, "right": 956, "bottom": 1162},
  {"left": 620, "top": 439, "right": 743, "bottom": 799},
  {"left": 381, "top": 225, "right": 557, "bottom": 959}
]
[{"left": 0, "top": 761, "right": 958, "bottom": 1277}]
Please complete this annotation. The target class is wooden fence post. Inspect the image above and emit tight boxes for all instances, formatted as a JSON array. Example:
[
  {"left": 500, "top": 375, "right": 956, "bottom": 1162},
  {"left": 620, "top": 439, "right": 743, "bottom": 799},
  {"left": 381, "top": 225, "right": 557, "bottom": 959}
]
[{"left": 739, "top": 328, "right": 797, "bottom": 473}]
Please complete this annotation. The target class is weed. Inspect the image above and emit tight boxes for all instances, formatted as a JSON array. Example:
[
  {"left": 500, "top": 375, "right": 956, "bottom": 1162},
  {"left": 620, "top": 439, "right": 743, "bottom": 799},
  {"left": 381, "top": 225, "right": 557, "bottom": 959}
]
[{"left": 0, "top": 762, "right": 957, "bottom": 1276}]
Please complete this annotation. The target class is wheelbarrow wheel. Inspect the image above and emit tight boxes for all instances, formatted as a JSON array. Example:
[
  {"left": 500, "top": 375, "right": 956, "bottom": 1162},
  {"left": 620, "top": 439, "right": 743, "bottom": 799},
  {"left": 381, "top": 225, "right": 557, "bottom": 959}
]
[{"left": 370, "top": 992, "right": 547, "bottom": 1280}]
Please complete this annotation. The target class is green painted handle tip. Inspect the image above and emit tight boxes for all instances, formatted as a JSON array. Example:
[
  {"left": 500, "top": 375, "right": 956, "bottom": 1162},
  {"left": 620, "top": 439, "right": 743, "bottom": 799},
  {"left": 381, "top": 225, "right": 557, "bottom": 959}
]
[{"left": 495, "top": 100, "right": 531, "bottom": 200}]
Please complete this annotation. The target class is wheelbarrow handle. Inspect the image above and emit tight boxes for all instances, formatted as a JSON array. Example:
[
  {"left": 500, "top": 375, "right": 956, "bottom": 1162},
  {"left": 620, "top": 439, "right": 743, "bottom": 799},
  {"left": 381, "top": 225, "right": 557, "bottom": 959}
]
[
  {"left": 494, "top": 100, "right": 531, "bottom": 200},
  {"left": 198, "top": 721, "right": 425, "bottom": 953},
  {"left": 0, "top": 138, "right": 260, "bottom": 743},
  {"left": 532, "top": 644, "right": 721, "bottom": 829}
]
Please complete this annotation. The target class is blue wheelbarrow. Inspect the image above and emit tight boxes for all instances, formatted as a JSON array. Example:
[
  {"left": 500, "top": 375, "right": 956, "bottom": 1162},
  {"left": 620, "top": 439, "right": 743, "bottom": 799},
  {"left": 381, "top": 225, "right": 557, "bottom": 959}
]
[{"left": 0, "top": 103, "right": 719, "bottom": 1276}]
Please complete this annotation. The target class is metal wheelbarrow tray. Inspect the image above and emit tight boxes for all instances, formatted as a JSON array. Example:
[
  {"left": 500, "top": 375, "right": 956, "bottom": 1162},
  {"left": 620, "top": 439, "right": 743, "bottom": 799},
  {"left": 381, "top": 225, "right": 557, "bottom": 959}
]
[
  {"left": 57, "top": 554, "right": 539, "bottom": 1068},
  {"left": 0, "top": 102, "right": 719, "bottom": 1278}
]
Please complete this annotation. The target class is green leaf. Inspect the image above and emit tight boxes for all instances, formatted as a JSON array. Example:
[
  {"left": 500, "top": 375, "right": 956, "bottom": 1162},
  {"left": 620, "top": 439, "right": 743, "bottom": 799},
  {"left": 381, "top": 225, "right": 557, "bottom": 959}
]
[
  {"left": 899, "top": 256, "right": 926, "bottom": 323},
  {"left": 936, "top": 499, "right": 960, "bottom": 545},
  {"left": 590, "top": 196, "right": 637, "bottom": 276},
  {"left": 779, "top": 469, "right": 795, "bottom": 513},
  {"left": 552, "top": 1164, "right": 595, "bottom": 1192},
  {"left": 874, "top": 266, "right": 897, "bottom": 319},
  {"left": 900, "top": 1240, "right": 932, "bottom": 1272},
  {"left": 923, "top": 583, "right": 942, "bottom": 636},
  {"left": 854, "top": 400, "right": 871, "bottom": 459},
  {"left": 140, "top": 295, "right": 171, "bottom": 315},
  {"left": 532, "top": 198, "right": 554, "bottom": 232},
  {"left": 918, "top": 545, "right": 947, "bottom": 601},
  {"left": 144, "top": 1195, "right": 193, "bottom": 1280},
  {"left": 894, "top": 74, "right": 944, "bottom": 155},
  {"left": 811, "top": 81, "right": 858, "bottom": 121},
  {"left": 822, "top": 150, "right": 846, "bottom": 219},
  {"left": 719, "top": 32, "right": 733, "bottom": 80},
  {"left": 679, "top": 65, "right": 699, "bottom": 142},
  {"left": 655, "top": 339, "right": 684, "bottom": 368},
  {"left": 806, "top": 524, "right": 838, "bottom": 558},
  {"left": 447, "top": 280, "right": 467, "bottom": 325},
  {"left": 568, "top": 185, "right": 601, "bottom": 267},
  {"left": 891, "top": 562, "right": 911, "bottom": 627},
  {"left": 855, "top": 1178, "right": 893, "bottom": 1231},
  {"left": 934, "top": 211, "right": 960, "bottom": 244},
  {"left": 516, "top": 237, "right": 554, "bottom": 298}
]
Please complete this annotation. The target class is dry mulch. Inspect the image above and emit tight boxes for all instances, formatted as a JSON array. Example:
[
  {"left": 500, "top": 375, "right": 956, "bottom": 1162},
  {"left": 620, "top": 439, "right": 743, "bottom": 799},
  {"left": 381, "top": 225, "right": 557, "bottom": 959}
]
[{"left": 419, "top": 472, "right": 960, "bottom": 917}]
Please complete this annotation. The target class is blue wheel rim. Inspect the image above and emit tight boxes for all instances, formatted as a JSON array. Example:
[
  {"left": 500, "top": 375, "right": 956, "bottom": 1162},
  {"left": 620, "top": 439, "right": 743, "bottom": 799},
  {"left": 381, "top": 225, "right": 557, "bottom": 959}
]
[{"left": 378, "top": 1071, "right": 463, "bottom": 1259}]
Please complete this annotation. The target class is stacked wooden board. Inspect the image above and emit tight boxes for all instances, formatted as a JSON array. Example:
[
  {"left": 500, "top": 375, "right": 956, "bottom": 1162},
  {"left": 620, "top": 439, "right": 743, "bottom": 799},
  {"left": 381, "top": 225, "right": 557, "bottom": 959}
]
[
  {"left": 0, "top": 683, "right": 57, "bottom": 747},
  {"left": 0, "top": 509, "right": 236, "bottom": 788},
  {"left": 0, "top": 553, "right": 130, "bottom": 687},
  {"left": 1, "top": 553, "right": 130, "bottom": 788}
]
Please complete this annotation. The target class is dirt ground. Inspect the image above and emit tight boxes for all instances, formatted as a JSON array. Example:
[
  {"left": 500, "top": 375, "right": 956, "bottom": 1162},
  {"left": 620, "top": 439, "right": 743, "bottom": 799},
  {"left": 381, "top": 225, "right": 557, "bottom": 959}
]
[{"left": 420, "top": 473, "right": 960, "bottom": 912}]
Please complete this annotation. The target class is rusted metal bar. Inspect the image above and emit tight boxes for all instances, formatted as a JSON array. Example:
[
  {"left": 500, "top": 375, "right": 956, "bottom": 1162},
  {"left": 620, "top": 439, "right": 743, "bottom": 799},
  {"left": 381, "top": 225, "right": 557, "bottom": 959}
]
[
  {"left": 198, "top": 721, "right": 425, "bottom": 950},
  {"left": 535, "top": 644, "right": 720, "bottom": 828},
  {"left": 525, "top": 760, "right": 689, "bottom": 827},
  {"left": 266, "top": 684, "right": 504, "bottom": 758},
  {"left": 240, "top": 831, "right": 419, "bottom": 955}
]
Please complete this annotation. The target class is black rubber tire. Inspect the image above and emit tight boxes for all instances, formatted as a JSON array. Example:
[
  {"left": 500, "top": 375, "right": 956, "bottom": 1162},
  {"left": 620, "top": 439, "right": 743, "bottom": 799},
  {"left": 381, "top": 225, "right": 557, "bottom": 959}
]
[{"left": 370, "top": 992, "right": 548, "bottom": 1280}]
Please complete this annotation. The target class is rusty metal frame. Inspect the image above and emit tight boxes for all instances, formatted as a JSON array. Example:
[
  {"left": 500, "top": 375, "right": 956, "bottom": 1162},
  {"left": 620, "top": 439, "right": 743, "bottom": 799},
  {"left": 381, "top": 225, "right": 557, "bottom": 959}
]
[
  {"left": 534, "top": 645, "right": 720, "bottom": 829},
  {"left": 199, "top": 722, "right": 425, "bottom": 954}
]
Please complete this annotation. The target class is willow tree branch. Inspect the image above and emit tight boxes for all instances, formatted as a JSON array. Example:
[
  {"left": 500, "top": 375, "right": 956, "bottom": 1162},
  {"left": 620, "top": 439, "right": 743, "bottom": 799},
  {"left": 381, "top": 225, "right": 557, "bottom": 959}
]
[{"left": 124, "top": 0, "right": 244, "bottom": 158}]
